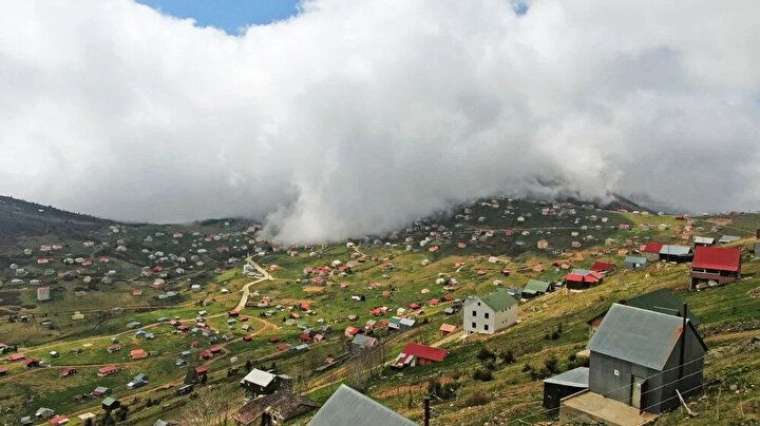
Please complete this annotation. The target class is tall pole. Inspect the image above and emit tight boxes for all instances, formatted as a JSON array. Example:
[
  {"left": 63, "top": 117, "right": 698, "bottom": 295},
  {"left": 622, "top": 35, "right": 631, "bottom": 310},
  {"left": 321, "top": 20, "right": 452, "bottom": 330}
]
[
  {"left": 424, "top": 396, "right": 431, "bottom": 426},
  {"left": 678, "top": 303, "right": 688, "bottom": 390}
]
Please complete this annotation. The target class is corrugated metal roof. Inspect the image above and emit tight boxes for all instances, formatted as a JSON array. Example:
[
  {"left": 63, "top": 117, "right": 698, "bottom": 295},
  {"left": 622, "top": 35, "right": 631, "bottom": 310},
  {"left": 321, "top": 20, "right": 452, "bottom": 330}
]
[
  {"left": 718, "top": 235, "right": 741, "bottom": 244},
  {"left": 308, "top": 385, "right": 416, "bottom": 426},
  {"left": 693, "top": 236, "right": 715, "bottom": 245},
  {"left": 625, "top": 255, "right": 647, "bottom": 264},
  {"left": 589, "top": 304, "right": 690, "bottom": 371},
  {"left": 240, "top": 368, "right": 275, "bottom": 387},
  {"left": 659, "top": 245, "right": 692, "bottom": 256},
  {"left": 692, "top": 246, "right": 741, "bottom": 272},
  {"left": 544, "top": 367, "right": 589, "bottom": 388},
  {"left": 626, "top": 289, "right": 699, "bottom": 327}
]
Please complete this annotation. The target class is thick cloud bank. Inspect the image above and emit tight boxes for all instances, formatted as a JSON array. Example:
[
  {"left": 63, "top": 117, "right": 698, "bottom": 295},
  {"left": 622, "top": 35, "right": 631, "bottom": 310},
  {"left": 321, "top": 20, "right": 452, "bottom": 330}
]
[{"left": 1, "top": 0, "right": 759, "bottom": 243}]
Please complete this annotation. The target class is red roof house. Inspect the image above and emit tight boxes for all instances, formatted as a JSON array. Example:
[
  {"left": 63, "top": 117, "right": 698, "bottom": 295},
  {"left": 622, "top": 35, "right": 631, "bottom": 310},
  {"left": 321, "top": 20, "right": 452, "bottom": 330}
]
[
  {"left": 344, "top": 326, "right": 361, "bottom": 337},
  {"left": 690, "top": 246, "right": 742, "bottom": 289},
  {"left": 129, "top": 348, "right": 147, "bottom": 360},
  {"left": 7, "top": 353, "right": 25, "bottom": 362},
  {"left": 564, "top": 270, "right": 604, "bottom": 289},
  {"left": 590, "top": 262, "right": 616, "bottom": 274},
  {"left": 98, "top": 365, "right": 119, "bottom": 376},
  {"left": 393, "top": 342, "right": 448, "bottom": 368},
  {"left": 641, "top": 242, "right": 664, "bottom": 254},
  {"left": 195, "top": 366, "right": 209, "bottom": 375}
]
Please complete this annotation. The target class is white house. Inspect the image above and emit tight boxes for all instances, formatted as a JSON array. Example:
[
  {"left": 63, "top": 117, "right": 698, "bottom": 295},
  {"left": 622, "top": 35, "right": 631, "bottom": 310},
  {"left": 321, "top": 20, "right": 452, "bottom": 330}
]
[{"left": 463, "top": 289, "right": 518, "bottom": 334}]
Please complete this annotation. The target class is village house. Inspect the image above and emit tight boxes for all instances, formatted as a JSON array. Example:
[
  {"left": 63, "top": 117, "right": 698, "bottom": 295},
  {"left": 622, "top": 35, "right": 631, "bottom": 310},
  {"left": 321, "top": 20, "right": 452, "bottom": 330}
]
[
  {"left": 690, "top": 246, "right": 742, "bottom": 290},
  {"left": 564, "top": 269, "right": 604, "bottom": 290},
  {"left": 36, "top": 287, "right": 51, "bottom": 302},
  {"left": 439, "top": 323, "right": 457, "bottom": 335},
  {"left": 97, "top": 365, "right": 118, "bottom": 377},
  {"left": 640, "top": 242, "right": 664, "bottom": 261},
  {"left": 309, "top": 385, "right": 415, "bottom": 426},
  {"left": 658, "top": 245, "right": 693, "bottom": 262},
  {"left": 693, "top": 236, "right": 715, "bottom": 247},
  {"left": 232, "top": 390, "right": 319, "bottom": 426},
  {"left": 129, "top": 348, "right": 147, "bottom": 360},
  {"left": 392, "top": 342, "right": 448, "bottom": 368},
  {"left": 718, "top": 235, "right": 741, "bottom": 245},
  {"left": 561, "top": 304, "right": 707, "bottom": 424},
  {"left": 463, "top": 289, "right": 518, "bottom": 334},
  {"left": 240, "top": 368, "right": 279, "bottom": 394},
  {"left": 590, "top": 261, "right": 615, "bottom": 274},
  {"left": 521, "top": 279, "right": 552, "bottom": 299},
  {"left": 543, "top": 367, "right": 589, "bottom": 412},
  {"left": 624, "top": 255, "right": 647, "bottom": 270},
  {"left": 350, "top": 334, "right": 378, "bottom": 353}
]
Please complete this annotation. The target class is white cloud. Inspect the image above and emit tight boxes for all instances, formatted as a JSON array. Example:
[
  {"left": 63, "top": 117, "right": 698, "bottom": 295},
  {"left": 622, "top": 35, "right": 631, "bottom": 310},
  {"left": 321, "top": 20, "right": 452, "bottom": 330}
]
[{"left": 1, "top": 0, "right": 759, "bottom": 243}]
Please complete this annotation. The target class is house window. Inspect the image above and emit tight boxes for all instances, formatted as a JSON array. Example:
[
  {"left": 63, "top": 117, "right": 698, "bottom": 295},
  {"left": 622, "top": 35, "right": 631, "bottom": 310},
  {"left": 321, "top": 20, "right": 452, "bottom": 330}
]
[
  {"left": 484, "top": 312, "right": 490, "bottom": 319},
  {"left": 472, "top": 322, "right": 476, "bottom": 329},
  {"left": 484, "top": 324, "right": 489, "bottom": 331},
  {"left": 472, "top": 311, "right": 477, "bottom": 317}
]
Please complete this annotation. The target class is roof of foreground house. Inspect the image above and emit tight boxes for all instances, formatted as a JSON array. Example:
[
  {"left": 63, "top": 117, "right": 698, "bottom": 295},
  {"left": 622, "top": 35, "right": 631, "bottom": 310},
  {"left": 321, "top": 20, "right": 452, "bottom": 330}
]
[{"left": 308, "top": 385, "right": 416, "bottom": 426}]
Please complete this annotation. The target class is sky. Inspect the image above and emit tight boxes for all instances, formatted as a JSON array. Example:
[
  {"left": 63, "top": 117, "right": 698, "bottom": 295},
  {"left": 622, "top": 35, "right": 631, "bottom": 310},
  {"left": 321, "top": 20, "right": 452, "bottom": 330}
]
[
  {"left": 1, "top": 0, "right": 760, "bottom": 244},
  {"left": 135, "top": 0, "right": 301, "bottom": 33}
]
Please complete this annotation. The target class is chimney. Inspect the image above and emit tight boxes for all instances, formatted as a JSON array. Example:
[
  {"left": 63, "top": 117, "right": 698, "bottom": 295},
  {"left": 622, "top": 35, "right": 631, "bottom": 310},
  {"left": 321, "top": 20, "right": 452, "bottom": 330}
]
[{"left": 424, "top": 396, "right": 431, "bottom": 426}]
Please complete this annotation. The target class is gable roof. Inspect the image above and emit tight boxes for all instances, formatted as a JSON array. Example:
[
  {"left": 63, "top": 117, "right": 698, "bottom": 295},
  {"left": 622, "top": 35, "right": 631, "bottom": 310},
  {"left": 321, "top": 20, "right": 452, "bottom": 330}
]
[
  {"left": 693, "top": 236, "right": 715, "bottom": 245},
  {"left": 308, "top": 385, "right": 415, "bottom": 426},
  {"left": 590, "top": 262, "right": 615, "bottom": 272},
  {"left": 477, "top": 289, "right": 518, "bottom": 311},
  {"left": 641, "top": 242, "right": 663, "bottom": 254},
  {"left": 241, "top": 368, "right": 275, "bottom": 387},
  {"left": 523, "top": 279, "right": 551, "bottom": 295},
  {"left": 718, "top": 235, "right": 741, "bottom": 244},
  {"left": 659, "top": 245, "right": 692, "bottom": 256},
  {"left": 351, "top": 334, "right": 378, "bottom": 348},
  {"left": 692, "top": 246, "right": 741, "bottom": 272},
  {"left": 625, "top": 255, "right": 647, "bottom": 264},
  {"left": 402, "top": 342, "right": 448, "bottom": 362},
  {"left": 589, "top": 304, "right": 706, "bottom": 371}
]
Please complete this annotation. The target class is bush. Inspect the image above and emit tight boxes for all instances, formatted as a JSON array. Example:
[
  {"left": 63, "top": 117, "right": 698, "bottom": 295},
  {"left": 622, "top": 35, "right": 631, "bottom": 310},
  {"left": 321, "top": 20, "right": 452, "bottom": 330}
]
[
  {"left": 477, "top": 347, "right": 496, "bottom": 362},
  {"left": 500, "top": 350, "right": 515, "bottom": 364},
  {"left": 465, "top": 391, "right": 490, "bottom": 407},
  {"left": 473, "top": 368, "right": 493, "bottom": 382},
  {"left": 544, "top": 356, "right": 560, "bottom": 374},
  {"left": 522, "top": 363, "right": 533, "bottom": 373}
]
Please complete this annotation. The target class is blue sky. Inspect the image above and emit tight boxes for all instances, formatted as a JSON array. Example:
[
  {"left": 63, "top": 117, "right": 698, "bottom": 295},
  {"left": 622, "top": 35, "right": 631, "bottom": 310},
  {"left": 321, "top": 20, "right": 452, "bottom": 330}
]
[{"left": 137, "top": 0, "right": 301, "bottom": 34}]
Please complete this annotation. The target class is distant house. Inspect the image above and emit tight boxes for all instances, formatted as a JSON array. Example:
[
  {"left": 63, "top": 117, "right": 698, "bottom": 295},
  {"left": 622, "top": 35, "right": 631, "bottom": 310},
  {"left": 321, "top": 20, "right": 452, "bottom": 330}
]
[
  {"left": 693, "top": 236, "right": 715, "bottom": 247},
  {"left": 564, "top": 269, "right": 604, "bottom": 290},
  {"left": 543, "top": 367, "right": 589, "bottom": 412},
  {"left": 127, "top": 373, "right": 149, "bottom": 389},
  {"left": 563, "top": 304, "right": 707, "bottom": 422},
  {"left": 308, "top": 384, "right": 416, "bottom": 426},
  {"left": 91, "top": 386, "right": 111, "bottom": 397},
  {"left": 344, "top": 326, "right": 361, "bottom": 338},
  {"left": 624, "top": 255, "right": 647, "bottom": 270},
  {"left": 463, "top": 289, "right": 518, "bottom": 334},
  {"left": 521, "top": 279, "right": 552, "bottom": 298},
  {"left": 690, "top": 246, "right": 742, "bottom": 290},
  {"left": 658, "top": 245, "right": 693, "bottom": 262},
  {"left": 240, "top": 368, "right": 278, "bottom": 394},
  {"left": 439, "top": 323, "right": 457, "bottom": 335},
  {"left": 350, "top": 334, "right": 378, "bottom": 352},
  {"left": 718, "top": 235, "right": 741, "bottom": 245},
  {"left": 589, "top": 262, "right": 615, "bottom": 274},
  {"left": 392, "top": 342, "right": 448, "bottom": 368},
  {"left": 640, "top": 242, "right": 664, "bottom": 260},
  {"left": 233, "top": 390, "right": 319, "bottom": 426},
  {"left": 129, "top": 349, "right": 147, "bottom": 360},
  {"left": 36, "top": 287, "right": 51, "bottom": 302}
]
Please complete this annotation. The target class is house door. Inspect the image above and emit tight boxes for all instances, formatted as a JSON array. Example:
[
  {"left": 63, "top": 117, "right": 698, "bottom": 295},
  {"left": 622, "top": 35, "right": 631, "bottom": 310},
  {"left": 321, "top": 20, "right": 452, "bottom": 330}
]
[{"left": 631, "top": 376, "right": 646, "bottom": 409}]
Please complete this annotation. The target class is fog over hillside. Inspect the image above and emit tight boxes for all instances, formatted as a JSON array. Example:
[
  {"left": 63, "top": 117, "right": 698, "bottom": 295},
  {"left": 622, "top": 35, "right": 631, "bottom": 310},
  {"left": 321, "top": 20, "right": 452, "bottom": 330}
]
[{"left": 1, "top": 0, "right": 759, "bottom": 243}]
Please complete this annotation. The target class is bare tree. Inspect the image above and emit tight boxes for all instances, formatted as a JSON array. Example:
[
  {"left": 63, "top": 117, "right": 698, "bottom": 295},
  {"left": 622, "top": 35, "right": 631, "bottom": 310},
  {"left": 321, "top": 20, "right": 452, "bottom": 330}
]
[{"left": 182, "top": 386, "right": 241, "bottom": 426}]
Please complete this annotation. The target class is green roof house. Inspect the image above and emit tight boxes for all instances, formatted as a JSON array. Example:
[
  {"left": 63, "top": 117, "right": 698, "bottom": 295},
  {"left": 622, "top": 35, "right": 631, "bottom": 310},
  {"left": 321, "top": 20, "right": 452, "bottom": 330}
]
[{"left": 464, "top": 289, "right": 518, "bottom": 335}]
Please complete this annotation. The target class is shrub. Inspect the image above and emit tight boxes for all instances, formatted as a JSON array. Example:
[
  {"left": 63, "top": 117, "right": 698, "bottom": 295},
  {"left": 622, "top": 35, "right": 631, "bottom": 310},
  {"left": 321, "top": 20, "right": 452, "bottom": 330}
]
[
  {"left": 500, "top": 350, "right": 515, "bottom": 364},
  {"left": 477, "top": 347, "right": 496, "bottom": 362},
  {"left": 473, "top": 368, "right": 493, "bottom": 381},
  {"left": 465, "top": 391, "right": 490, "bottom": 407}
]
